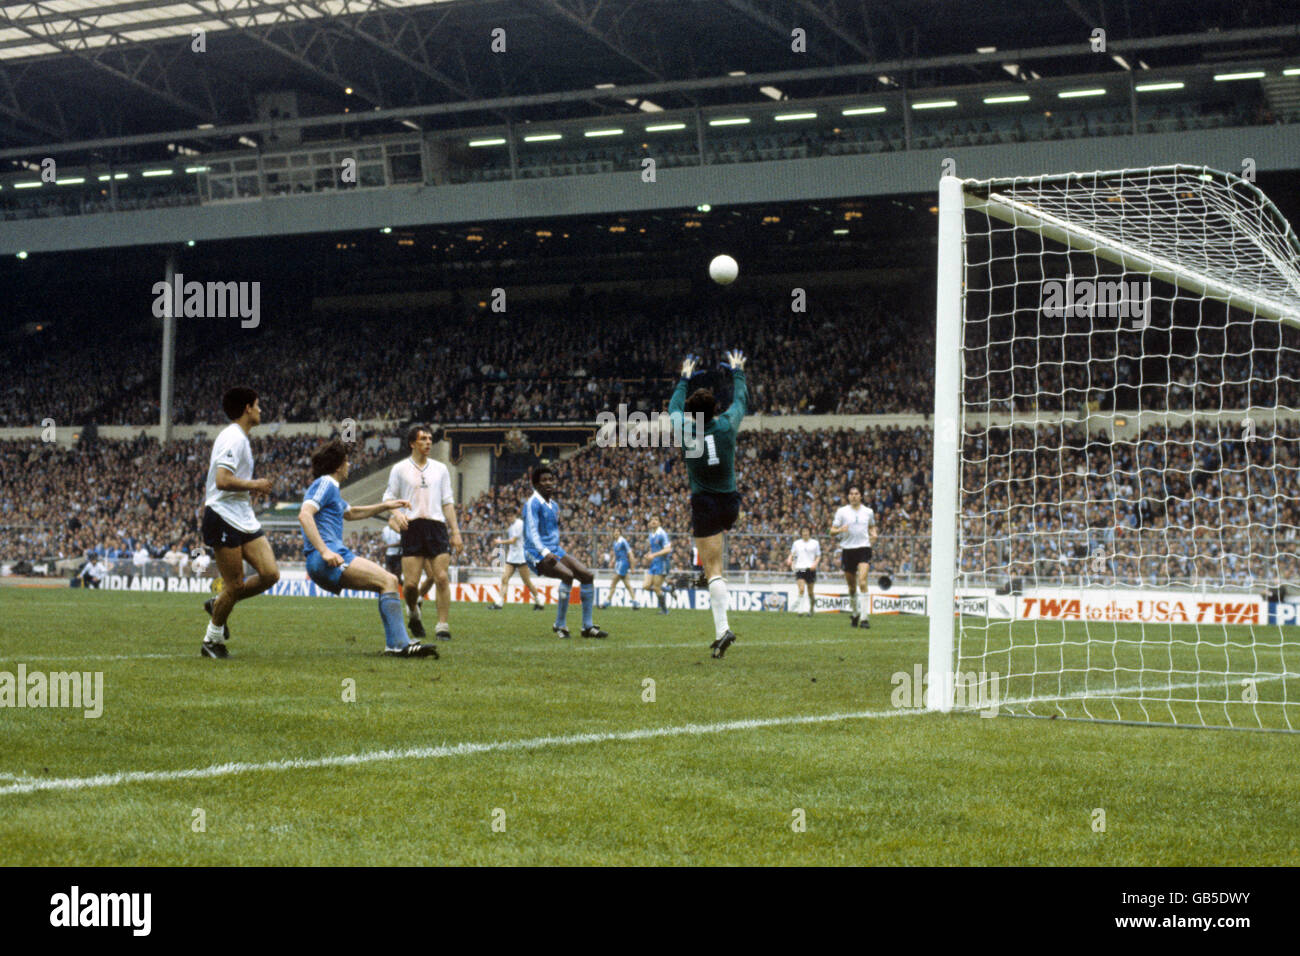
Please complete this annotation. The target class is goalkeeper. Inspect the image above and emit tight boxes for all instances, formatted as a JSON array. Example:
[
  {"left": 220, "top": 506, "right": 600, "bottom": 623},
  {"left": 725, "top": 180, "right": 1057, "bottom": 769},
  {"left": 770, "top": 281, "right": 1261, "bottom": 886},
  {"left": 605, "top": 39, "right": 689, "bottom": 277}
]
[{"left": 669, "top": 350, "right": 747, "bottom": 659}]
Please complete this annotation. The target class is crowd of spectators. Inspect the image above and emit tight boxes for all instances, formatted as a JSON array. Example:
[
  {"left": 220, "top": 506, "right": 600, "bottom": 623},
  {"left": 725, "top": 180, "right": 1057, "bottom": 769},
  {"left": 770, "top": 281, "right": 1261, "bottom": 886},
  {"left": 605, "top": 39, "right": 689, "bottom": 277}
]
[
  {"left": 75, "top": 288, "right": 937, "bottom": 425},
  {"left": 0, "top": 431, "right": 383, "bottom": 570},
  {"left": 0, "top": 325, "right": 158, "bottom": 427},
  {"left": 963, "top": 419, "right": 1300, "bottom": 588},
  {"left": 6, "top": 417, "right": 1300, "bottom": 592},
  {"left": 446, "top": 418, "right": 1300, "bottom": 589},
  {"left": 11, "top": 284, "right": 1300, "bottom": 429},
  {"left": 964, "top": 310, "right": 1300, "bottom": 414},
  {"left": 449, "top": 426, "right": 930, "bottom": 577}
]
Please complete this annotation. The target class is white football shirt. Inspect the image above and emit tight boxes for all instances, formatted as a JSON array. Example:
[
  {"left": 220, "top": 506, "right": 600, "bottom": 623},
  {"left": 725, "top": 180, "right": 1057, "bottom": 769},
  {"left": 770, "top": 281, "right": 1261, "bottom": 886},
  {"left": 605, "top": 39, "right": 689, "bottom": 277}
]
[
  {"left": 204, "top": 422, "right": 261, "bottom": 533},
  {"left": 381, "top": 525, "right": 402, "bottom": 555},
  {"left": 790, "top": 538, "right": 821, "bottom": 570},
  {"left": 833, "top": 504, "right": 875, "bottom": 549},
  {"left": 505, "top": 518, "right": 525, "bottom": 564},
  {"left": 384, "top": 457, "right": 454, "bottom": 521}
]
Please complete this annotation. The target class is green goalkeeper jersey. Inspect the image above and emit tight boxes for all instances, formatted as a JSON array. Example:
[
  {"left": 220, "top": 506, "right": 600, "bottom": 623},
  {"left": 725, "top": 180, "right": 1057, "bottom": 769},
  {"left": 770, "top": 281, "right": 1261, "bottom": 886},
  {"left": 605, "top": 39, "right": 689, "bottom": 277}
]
[{"left": 669, "top": 368, "right": 747, "bottom": 494}]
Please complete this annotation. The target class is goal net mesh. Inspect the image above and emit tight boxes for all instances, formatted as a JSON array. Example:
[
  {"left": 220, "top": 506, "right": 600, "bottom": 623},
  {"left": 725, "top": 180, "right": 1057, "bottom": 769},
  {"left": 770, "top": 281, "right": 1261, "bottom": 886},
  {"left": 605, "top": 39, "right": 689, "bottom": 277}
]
[{"left": 956, "top": 166, "right": 1300, "bottom": 730}]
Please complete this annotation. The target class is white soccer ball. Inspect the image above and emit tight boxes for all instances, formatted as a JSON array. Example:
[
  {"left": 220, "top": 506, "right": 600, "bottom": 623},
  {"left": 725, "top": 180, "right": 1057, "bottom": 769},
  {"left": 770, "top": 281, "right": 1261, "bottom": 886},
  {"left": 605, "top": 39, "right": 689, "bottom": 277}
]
[{"left": 709, "top": 254, "right": 739, "bottom": 285}]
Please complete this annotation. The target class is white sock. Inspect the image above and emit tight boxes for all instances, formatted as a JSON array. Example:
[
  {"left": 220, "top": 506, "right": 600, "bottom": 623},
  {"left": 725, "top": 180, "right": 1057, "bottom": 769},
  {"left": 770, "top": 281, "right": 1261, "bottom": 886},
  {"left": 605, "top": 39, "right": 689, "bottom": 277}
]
[
  {"left": 708, "top": 577, "right": 730, "bottom": 638},
  {"left": 205, "top": 621, "right": 225, "bottom": 643},
  {"left": 858, "top": 591, "right": 869, "bottom": 617}
]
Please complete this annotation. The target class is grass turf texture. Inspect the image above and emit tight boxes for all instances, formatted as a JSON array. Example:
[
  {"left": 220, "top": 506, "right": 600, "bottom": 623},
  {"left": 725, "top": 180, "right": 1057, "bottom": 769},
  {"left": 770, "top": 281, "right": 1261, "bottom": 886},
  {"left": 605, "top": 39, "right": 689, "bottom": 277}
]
[{"left": 1, "top": 589, "right": 1297, "bottom": 865}]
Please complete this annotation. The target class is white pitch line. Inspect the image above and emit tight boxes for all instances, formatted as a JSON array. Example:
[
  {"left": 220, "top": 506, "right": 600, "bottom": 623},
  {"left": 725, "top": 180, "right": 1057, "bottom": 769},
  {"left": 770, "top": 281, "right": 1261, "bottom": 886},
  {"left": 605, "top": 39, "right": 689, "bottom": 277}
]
[
  {"left": 1, "top": 674, "right": 1278, "bottom": 798},
  {"left": 0, "top": 705, "right": 913, "bottom": 797}
]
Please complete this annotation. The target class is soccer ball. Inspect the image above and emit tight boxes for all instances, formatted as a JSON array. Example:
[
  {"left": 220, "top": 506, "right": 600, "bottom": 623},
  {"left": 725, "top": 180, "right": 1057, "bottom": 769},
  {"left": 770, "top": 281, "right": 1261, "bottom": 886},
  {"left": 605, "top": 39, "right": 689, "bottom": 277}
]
[{"left": 709, "top": 254, "right": 738, "bottom": 285}]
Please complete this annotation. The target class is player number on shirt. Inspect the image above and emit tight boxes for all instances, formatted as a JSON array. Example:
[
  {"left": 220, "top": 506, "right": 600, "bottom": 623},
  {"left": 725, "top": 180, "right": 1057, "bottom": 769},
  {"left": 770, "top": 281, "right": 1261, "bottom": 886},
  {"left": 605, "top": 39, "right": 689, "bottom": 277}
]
[{"left": 704, "top": 435, "right": 720, "bottom": 465}]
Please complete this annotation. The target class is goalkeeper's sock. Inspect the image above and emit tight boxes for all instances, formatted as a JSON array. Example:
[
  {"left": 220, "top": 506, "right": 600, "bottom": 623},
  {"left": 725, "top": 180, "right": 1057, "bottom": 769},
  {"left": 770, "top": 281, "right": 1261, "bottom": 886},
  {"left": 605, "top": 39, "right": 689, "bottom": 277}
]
[
  {"left": 205, "top": 621, "right": 226, "bottom": 644},
  {"left": 409, "top": 599, "right": 422, "bottom": 620},
  {"left": 580, "top": 582, "right": 595, "bottom": 630},
  {"left": 379, "top": 592, "right": 407, "bottom": 649},
  {"left": 708, "top": 577, "right": 730, "bottom": 639}
]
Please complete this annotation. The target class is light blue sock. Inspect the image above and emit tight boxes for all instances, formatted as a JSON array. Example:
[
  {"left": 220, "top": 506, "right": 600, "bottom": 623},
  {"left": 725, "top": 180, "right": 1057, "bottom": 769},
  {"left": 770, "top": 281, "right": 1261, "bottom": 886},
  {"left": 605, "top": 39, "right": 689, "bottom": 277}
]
[
  {"left": 555, "top": 585, "right": 569, "bottom": 628},
  {"left": 379, "top": 592, "right": 408, "bottom": 649},
  {"left": 580, "top": 582, "right": 594, "bottom": 630}
]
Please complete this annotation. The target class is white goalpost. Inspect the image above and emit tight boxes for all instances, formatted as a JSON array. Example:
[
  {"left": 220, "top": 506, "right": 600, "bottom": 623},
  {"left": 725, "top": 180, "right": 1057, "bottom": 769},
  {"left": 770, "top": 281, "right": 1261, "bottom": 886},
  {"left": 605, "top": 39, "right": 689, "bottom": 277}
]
[{"left": 929, "top": 166, "right": 1300, "bottom": 731}]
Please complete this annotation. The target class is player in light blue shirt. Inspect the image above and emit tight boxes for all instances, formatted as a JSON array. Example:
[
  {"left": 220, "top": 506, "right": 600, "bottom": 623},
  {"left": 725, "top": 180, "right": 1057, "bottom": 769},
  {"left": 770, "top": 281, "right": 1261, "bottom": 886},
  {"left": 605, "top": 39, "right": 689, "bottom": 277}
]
[
  {"left": 523, "top": 464, "right": 608, "bottom": 639},
  {"left": 298, "top": 440, "right": 435, "bottom": 657},
  {"left": 643, "top": 517, "right": 673, "bottom": 614},
  {"left": 603, "top": 533, "right": 638, "bottom": 609}
]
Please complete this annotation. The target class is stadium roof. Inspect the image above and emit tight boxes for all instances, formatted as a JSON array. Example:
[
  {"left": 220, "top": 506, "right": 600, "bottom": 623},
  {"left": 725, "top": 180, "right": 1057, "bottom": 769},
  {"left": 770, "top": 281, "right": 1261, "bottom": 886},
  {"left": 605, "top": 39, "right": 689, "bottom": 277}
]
[
  {"left": 0, "top": 1, "right": 1296, "bottom": 158},
  {"left": 0, "top": 1, "right": 453, "bottom": 61}
]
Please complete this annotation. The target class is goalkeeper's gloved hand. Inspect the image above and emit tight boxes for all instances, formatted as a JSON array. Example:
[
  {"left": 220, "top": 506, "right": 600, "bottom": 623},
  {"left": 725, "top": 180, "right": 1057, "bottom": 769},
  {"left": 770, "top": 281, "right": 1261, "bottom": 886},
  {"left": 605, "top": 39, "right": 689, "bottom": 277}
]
[
  {"left": 681, "top": 354, "right": 700, "bottom": 379},
  {"left": 725, "top": 349, "right": 747, "bottom": 370}
]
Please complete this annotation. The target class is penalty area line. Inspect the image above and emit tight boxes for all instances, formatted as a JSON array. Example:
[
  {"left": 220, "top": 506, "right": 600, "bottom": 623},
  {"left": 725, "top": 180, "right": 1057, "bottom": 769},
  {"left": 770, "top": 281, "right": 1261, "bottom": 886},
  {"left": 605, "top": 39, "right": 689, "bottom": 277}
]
[{"left": 0, "top": 705, "right": 920, "bottom": 797}]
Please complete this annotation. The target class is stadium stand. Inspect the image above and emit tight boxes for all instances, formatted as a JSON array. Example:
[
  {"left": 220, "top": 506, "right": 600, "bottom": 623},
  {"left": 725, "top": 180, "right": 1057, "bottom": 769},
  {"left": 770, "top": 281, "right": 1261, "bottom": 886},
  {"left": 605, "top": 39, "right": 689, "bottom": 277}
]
[{"left": 8, "top": 417, "right": 1294, "bottom": 594}]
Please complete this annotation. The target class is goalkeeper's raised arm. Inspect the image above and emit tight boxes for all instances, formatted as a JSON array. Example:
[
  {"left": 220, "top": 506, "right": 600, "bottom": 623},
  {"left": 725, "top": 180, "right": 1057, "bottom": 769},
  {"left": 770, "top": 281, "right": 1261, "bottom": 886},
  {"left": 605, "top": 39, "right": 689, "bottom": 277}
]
[
  {"left": 668, "top": 353, "right": 698, "bottom": 420},
  {"left": 722, "top": 349, "right": 748, "bottom": 430}
]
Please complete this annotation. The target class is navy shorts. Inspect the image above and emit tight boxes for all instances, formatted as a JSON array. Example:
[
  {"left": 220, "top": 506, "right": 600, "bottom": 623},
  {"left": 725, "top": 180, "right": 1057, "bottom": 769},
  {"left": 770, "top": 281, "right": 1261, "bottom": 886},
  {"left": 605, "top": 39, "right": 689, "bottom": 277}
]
[
  {"left": 795, "top": 569, "right": 817, "bottom": 584},
  {"left": 401, "top": 519, "right": 450, "bottom": 558},
  {"left": 842, "top": 547, "right": 872, "bottom": 573},
  {"left": 201, "top": 506, "right": 265, "bottom": 550},
  {"left": 690, "top": 491, "right": 741, "bottom": 538}
]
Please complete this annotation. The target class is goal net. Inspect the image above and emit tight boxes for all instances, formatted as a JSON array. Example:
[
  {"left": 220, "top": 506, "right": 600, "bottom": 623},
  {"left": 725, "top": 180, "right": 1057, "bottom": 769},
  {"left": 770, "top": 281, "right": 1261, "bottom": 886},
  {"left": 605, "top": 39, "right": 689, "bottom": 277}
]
[{"left": 928, "top": 166, "right": 1300, "bottom": 731}]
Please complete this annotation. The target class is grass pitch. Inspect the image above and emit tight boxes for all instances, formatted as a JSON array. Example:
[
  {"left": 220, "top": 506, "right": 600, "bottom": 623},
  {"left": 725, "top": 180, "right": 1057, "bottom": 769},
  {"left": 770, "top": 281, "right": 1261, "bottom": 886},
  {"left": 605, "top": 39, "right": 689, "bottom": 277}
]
[{"left": 1, "top": 589, "right": 1297, "bottom": 865}]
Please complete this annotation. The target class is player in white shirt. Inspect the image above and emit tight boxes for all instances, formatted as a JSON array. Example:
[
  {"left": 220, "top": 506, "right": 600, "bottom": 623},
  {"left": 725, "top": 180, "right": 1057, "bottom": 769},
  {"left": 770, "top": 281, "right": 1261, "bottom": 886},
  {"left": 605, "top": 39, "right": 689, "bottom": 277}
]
[
  {"left": 80, "top": 555, "right": 106, "bottom": 589},
  {"left": 490, "top": 509, "right": 544, "bottom": 610},
  {"left": 831, "top": 486, "right": 877, "bottom": 629},
  {"left": 199, "top": 386, "right": 281, "bottom": 659},
  {"left": 787, "top": 528, "right": 821, "bottom": 617},
  {"left": 384, "top": 424, "right": 463, "bottom": 640}
]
